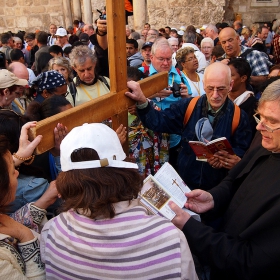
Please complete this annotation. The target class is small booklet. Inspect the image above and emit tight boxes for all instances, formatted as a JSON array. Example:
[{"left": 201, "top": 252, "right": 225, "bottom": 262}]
[
  {"left": 139, "top": 162, "right": 200, "bottom": 221},
  {"left": 189, "top": 137, "right": 235, "bottom": 161}
]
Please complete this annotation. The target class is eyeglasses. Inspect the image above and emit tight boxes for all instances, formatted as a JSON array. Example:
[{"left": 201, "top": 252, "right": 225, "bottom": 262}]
[
  {"left": 253, "top": 113, "right": 280, "bottom": 133},
  {"left": 205, "top": 86, "right": 228, "bottom": 94},
  {"left": 154, "top": 56, "right": 172, "bottom": 63},
  {"left": 184, "top": 56, "right": 197, "bottom": 62}
]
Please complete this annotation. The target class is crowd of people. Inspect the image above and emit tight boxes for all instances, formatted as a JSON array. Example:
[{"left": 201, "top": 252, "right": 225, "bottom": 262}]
[{"left": 0, "top": 12, "right": 280, "bottom": 280}]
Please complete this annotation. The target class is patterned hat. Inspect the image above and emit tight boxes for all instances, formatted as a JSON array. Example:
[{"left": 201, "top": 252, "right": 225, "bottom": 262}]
[{"left": 31, "top": 70, "right": 66, "bottom": 92}]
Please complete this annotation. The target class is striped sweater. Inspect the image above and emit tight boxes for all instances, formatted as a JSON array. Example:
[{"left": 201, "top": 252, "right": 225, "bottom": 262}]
[{"left": 41, "top": 200, "right": 197, "bottom": 279}]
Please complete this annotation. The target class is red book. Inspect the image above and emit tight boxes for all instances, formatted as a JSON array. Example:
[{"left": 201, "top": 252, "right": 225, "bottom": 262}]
[{"left": 189, "top": 137, "right": 235, "bottom": 161}]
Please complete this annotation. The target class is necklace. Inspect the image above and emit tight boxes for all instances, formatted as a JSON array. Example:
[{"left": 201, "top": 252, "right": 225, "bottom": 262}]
[{"left": 183, "top": 71, "right": 201, "bottom": 96}]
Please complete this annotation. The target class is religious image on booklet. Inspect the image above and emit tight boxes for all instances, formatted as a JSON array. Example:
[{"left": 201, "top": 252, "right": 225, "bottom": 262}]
[
  {"left": 189, "top": 137, "right": 235, "bottom": 161},
  {"left": 139, "top": 162, "right": 200, "bottom": 221}
]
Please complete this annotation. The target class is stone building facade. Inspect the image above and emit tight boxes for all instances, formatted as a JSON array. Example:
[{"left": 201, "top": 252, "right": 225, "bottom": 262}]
[{"left": 0, "top": 0, "right": 279, "bottom": 34}]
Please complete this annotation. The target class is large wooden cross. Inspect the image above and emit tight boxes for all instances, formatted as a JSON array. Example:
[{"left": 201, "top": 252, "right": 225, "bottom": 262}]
[{"left": 29, "top": 1, "right": 168, "bottom": 154}]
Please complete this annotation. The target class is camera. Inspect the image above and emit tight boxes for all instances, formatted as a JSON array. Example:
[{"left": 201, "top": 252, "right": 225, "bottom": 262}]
[
  {"left": 97, "top": 9, "right": 106, "bottom": 20},
  {"left": 170, "top": 82, "right": 181, "bottom": 98}
]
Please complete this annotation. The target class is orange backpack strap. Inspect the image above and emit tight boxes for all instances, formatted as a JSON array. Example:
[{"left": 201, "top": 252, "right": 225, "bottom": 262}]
[
  {"left": 231, "top": 104, "right": 241, "bottom": 135},
  {"left": 183, "top": 97, "right": 200, "bottom": 126}
]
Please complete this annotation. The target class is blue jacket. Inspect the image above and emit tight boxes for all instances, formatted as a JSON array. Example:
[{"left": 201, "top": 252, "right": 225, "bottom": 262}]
[
  {"left": 138, "top": 64, "right": 191, "bottom": 148},
  {"left": 138, "top": 95, "right": 252, "bottom": 190}
]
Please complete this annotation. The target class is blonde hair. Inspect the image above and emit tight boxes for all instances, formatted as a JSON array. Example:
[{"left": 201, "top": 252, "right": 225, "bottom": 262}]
[{"left": 48, "top": 57, "right": 73, "bottom": 80}]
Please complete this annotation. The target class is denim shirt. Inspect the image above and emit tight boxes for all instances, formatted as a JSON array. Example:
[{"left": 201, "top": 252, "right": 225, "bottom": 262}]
[
  {"left": 138, "top": 64, "right": 192, "bottom": 148},
  {"left": 137, "top": 95, "right": 252, "bottom": 190}
]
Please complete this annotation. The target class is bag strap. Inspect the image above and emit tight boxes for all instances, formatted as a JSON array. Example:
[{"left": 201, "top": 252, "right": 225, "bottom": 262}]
[
  {"left": 183, "top": 97, "right": 241, "bottom": 136},
  {"left": 98, "top": 76, "right": 110, "bottom": 90},
  {"left": 231, "top": 104, "right": 241, "bottom": 135},
  {"left": 69, "top": 81, "right": 77, "bottom": 106},
  {"left": 183, "top": 97, "right": 200, "bottom": 126}
]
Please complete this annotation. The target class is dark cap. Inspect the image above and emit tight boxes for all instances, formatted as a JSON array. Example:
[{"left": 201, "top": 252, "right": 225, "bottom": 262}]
[
  {"left": 141, "top": 41, "right": 153, "bottom": 49},
  {"left": 79, "top": 33, "right": 89, "bottom": 43}
]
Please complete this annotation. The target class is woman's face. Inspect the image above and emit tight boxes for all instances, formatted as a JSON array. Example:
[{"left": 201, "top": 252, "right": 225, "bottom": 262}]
[
  {"left": 4, "top": 86, "right": 22, "bottom": 106},
  {"left": 182, "top": 53, "right": 198, "bottom": 72},
  {"left": 52, "top": 64, "right": 69, "bottom": 82},
  {"left": 26, "top": 38, "right": 35, "bottom": 47},
  {"left": 201, "top": 42, "right": 213, "bottom": 60},
  {"left": 4, "top": 152, "right": 19, "bottom": 205}
]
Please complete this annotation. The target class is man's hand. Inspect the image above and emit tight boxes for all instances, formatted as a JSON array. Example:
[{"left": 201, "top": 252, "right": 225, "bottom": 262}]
[
  {"left": 169, "top": 201, "right": 191, "bottom": 230},
  {"left": 116, "top": 124, "right": 127, "bottom": 145},
  {"left": 155, "top": 88, "right": 173, "bottom": 99},
  {"left": 179, "top": 83, "right": 191, "bottom": 98},
  {"left": 125, "top": 81, "right": 147, "bottom": 104},
  {"left": 220, "top": 58, "right": 230, "bottom": 65},
  {"left": 128, "top": 104, "right": 137, "bottom": 116},
  {"left": 208, "top": 156, "right": 223, "bottom": 169},
  {"left": 213, "top": 150, "right": 241, "bottom": 170},
  {"left": 185, "top": 189, "right": 214, "bottom": 213},
  {"left": 50, "top": 123, "right": 68, "bottom": 157}
]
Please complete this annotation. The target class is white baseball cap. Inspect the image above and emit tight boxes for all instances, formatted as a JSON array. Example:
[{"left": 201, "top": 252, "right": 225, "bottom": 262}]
[
  {"left": 60, "top": 123, "right": 138, "bottom": 171},
  {"left": 55, "top": 27, "right": 67, "bottom": 37}
]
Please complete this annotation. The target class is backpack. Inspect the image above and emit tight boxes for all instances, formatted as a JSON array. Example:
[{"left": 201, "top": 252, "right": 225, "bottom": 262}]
[
  {"left": 183, "top": 97, "right": 241, "bottom": 135},
  {"left": 69, "top": 76, "right": 110, "bottom": 106}
]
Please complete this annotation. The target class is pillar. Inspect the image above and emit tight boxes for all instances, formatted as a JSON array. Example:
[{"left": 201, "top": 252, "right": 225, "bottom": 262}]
[
  {"left": 73, "top": 0, "right": 82, "bottom": 21},
  {"left": 83, "top": 0, "right": 93, "bottom": 25},
  {"left": 63, "top": 0, "right": 73, "bottom": 28},
  {"left": 133, "top": 0, "right": 146, "bottom": 31}
]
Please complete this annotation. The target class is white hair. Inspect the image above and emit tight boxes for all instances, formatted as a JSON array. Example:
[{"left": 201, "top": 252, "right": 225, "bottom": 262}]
[{"left": 201, "top": 37, "right": 214, "bottom": 48}]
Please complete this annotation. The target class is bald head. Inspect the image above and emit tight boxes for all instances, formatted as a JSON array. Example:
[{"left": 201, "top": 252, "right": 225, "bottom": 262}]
[
  {"left": 203, "top": 63, "right": 233, "bottom": 111},
  {"left": 8, "top": 62, "right": 29, "bottom": 80},
  {"left": 83, "top": 24, "right": 95, "bottom": 36},
  {"left": 219, "top": 27, "right": 240, "bottom": 58}
]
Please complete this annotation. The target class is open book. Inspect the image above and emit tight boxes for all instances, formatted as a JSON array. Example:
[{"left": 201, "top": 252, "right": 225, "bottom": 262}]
[
  {"left": 189, "top": 137, "right": 235, "bottom": 161},
  {"left": 139, "top": 162, "right": 200, "bottom": 221}
]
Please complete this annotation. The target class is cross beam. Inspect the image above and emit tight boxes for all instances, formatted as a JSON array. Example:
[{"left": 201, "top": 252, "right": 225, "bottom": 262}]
[{"left": 29, "top": 0, "right": 168, "bottom": 154}]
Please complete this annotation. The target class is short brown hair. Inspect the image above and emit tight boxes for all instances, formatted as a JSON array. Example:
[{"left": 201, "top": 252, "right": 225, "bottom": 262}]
[{"left": 57, "top": 148, "right": 143, "bottom": 219}]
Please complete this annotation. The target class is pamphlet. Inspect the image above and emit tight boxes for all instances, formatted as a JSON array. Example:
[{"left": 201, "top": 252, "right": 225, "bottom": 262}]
[
  {"left": 139, "top": 162, "right": 200, "bottom": 221},
  {"left": 189, "top": 137, "right": 235, "bottom": 161}
]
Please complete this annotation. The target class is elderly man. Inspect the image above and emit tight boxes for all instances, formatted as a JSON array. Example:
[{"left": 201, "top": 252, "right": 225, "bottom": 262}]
[
  {"left": 138, "top": 38, "right": 191, "bottom": 169},
  {"left": 68, "top": 45, "right": 110, "bottom": 106},
  {"left": 127, "top": 62, "right": 252, "bottom": 190},
  {"left": 83, "top": 24, "right": 95, "bottom": 37},
  {"left": 218, "top": 27, "right": 271, "bottom": 87},
  {"left": 205, "top": 23, "right": 220, "bottom": 46},
  {"left": 169, "top": 79, "right": 280, "bottom": 280}
]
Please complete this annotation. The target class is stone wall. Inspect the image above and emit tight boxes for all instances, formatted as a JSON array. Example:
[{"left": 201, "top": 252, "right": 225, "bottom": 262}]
[
  {"left": 0, "top": 0, "right": 279, "bottom": 34},
  {"left": 0, "top": 0, "right": 65, "bottom": 33}
]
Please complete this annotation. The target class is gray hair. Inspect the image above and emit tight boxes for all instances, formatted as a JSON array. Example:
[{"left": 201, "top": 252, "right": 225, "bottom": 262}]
[
  {"left": 206, "top": 24, "right": 218, "bottom": 34},
  {"left": 183, "top": 32, "right": 196, "bottom": 44},
  {"left": 201, "top": 37, "right": 214, "bottom": 48},
  {"left": 69, "top": 45, "right": 97, "bottom": 68},
  {"left": 151, "top": 37, "right": 172, "bottom": 55},
  {"left": 48, "top": 56, "right": 73, "bottom": 79},
  {"left": 259, "top": 79, "right": 280, "bottom": 108},
  {"left": 272, "top": 19, "right": 280, "bottom": 35},
  {"left": 130, "top": 32, "right": 141, "bottom": 40},
  {"left": 13, "top": 37, "right": 22, "bottom": 43}
]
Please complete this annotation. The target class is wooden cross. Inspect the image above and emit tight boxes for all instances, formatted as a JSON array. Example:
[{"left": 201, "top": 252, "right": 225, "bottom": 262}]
[{"left": 29, "top": 1, "right": 168, "bottom": 154}]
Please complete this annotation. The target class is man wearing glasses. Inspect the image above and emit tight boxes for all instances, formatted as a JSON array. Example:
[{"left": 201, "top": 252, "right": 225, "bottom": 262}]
[
  {"left": 168, "top": 79, "right": 280, "bottom": 280},
  {"left": 126, "top": 62, "right": 252, "bottom": 190},
  {"left": 138, "top": 38, "right": 191, "bottom": 170}
]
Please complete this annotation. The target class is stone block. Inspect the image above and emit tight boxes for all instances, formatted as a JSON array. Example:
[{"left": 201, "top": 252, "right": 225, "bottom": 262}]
[
  {"left": 0, "top": 17, "right": 5, "bottom": 28},
  {"left": 18, "top": 0, "right": 33, "bottom": 5},
  {"left": 31, "top": 6, "right": 45, "bottom": 13},
  {"left": 5, "top": 18, "right": 15, "bottom": 28},
  {"left": 0, "top": 0, "right": 4, "bottom": 6},
  {"left": 238, "top": 5, "right": 247, "bottom": 13},
  {"left": 41, "top": 0, "right": 49, "bottom": 5},
  {"left": 34, "top": 0, "right": 41, "bottom": 5},
  {"left": 6, "top": 0, "right": 17, "bottom": 7},
  {"left": 16, "top": 16, "right": 28, "bottom": 28},
  {"left": 49, "top": 0, "right": 62, "bottom": 5},
  {"left": 5, "top": 8, "right": 15, "bottom": 16},
  {"left": 29, "top": 15, "right": 43, "bottom": 28},
  {"left": 0, "top": 8, "right": 3, "bottom": 15}
]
